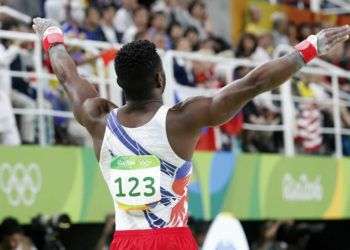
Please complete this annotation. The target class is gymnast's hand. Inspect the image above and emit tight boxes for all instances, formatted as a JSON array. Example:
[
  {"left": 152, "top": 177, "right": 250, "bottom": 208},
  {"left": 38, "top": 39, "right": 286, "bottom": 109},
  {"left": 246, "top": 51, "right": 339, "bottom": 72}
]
[
  {"left": 32, "top": 17, "right": 60, "bottom": 40},
  {"left": 316, "top": 25, "right": 350, "bottom": 55}
]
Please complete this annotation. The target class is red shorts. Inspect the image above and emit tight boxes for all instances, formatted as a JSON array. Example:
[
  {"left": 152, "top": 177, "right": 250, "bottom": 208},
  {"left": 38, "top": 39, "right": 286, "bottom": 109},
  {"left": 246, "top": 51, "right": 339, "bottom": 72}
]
[{"left": 110, "top": 227, "right": 198, "bottom": 250}]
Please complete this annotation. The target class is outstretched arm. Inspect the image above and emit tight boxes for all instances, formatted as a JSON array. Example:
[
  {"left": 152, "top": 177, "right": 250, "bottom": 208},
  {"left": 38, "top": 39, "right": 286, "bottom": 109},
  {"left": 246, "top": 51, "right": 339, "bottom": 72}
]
[
  {"left": 32, "top": 18, "right": 116, "bottom": 130},
  {"left": 178, "top": 26, "right": 350, "bottom": 130}
]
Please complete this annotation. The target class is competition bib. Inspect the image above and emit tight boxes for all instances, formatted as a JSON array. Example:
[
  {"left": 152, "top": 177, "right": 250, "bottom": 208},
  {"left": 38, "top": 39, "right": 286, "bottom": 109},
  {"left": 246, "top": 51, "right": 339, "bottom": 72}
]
[{"left": 110, "top": 155, "right": 161, "bottom": 211}]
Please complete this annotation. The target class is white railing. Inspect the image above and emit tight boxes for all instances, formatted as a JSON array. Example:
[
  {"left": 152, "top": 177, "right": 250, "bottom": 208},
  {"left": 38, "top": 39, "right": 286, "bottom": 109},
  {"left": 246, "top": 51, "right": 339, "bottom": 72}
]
[{"left": 0, "top": 30, "right": 349, "bottom": 158}]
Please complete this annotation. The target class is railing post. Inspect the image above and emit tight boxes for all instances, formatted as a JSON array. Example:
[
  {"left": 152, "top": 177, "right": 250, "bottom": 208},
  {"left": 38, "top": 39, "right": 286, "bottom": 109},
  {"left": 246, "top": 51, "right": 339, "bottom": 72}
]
[
  {"left": 331, "top": 74, "right": 342, "bottom": 158},
  {"left": 34, "top": 38, "right": 46, "bottom": 146},
  {"left": 273, "top": 46, "right": 296, "bottom": 157},
  {"left": 162, "top": 51, "right": 176, "bottom": 106},
  {"left": 281, "top": 79, "right": 295, "bottom": 156}
]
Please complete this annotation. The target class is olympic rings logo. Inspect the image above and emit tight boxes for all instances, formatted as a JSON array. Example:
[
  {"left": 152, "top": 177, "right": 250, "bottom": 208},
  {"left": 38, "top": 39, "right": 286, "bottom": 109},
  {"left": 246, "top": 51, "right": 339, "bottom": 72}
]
[{"left": 0, "top": 163, "right": 42, "bottom": 207}]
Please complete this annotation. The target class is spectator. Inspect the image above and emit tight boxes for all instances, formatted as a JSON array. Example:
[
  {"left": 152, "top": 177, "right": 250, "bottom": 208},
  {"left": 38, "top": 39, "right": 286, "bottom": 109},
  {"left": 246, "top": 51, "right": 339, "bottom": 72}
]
[
  {"left": 61, "top": 0, "right": 86, "bottom": 39},
  {"left": 245, "top": 5, "right": 266, "bottom": 36},
  {"left": 287, "top": 22, "right": 299, "bottom": 45},
  {"left": 235, "top": 33, "right": 258, "bottom": 58},
  {"left": 83, "top": 6, "right": 105, "bottom": 41},
  {"left": 253, "top": 33, "right": 273, "bottom": 63},
  {"left": 192, "top": 50, "right": 216, "bottom": 88},
  {"left": 173, "top": 38, "right": 195, "bottom": 87},
  {"left": 148, "top": 11, "right": 172, "bottom": 50},
  {"left": 298, "top": 22, "right": 313, "bottom": 41},
  {"left": 296, "top": 101, "right": 323, "bottom": 154},
  {"left": 152, "top": 0, "right": 177, "bottom": 16},
  {"left": 123, "top": 6, "right": 150, "bottom": 43},
  {"left": 294, "top": 78, "right": 323, "bottom": 154},
  {"left": 0, "top": 22, "right": 22, "bottom": 96},
  {"left": 243, "top": 101, "right": 280, "bottom": 153},
  {"left": 0, "top": 91, "right": 20, "bottom": 145},
  {"left": 44, "top": 0, "right": 66, "bottom": 23},
  {"left": 198, "top": 38, "right": 216, "bottom": 53},
  {"left": 2, "top": 22, "right": 36, "bottom": 144},
  {"left": 152, "top": 0, "right": 193, "bottom": 29},
  {"left": 184, "top": 26, "right": 200, "bottom": 50},
  {"left": 0, "top": 23, "right": 26, "bottom": 145},
  {"left": 176, "top": 37, "right": 192, "bottom": 52},
  {"left": 134, "top": 30, "right": 150, "bottom": 41},
  {"left": 0, "top": 217, "right": 36, "bottom": 250},
  {"left": 187, "top": 0, "right": 211, "bottom": 40},
  {"left": 167, "top": 22, "right": 184, "bottom": 49},
  {"left": 113, "top": 0, "right": 139, "bottom": 34},
  {"left": 100, "top": 4, "right": 123, "bottom": 43},
  {"left": 152, "top": 32, "right": 167, "bottom": 49},
  {"left": 271, "top": 12, "right": 289, "bottom": 45}
]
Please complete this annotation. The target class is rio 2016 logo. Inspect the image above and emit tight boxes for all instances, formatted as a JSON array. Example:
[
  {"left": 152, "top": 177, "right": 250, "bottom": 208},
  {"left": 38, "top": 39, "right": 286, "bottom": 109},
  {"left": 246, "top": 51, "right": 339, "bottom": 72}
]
[{"left": 0, "top": 163, "right": 42, "bottom": 207}]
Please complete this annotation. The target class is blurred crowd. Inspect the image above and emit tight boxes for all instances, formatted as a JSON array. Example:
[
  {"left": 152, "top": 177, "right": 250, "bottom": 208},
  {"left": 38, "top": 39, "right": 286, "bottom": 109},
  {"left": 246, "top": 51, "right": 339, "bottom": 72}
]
[
  {"left": 0, "top": 0, "right": 349, "bottom": 156},
  {"left": 240, "top": 6, "right": 350, "bottom": 155},
  {"left": 276, "top": 0, "right": 342, "bottom": 9}
]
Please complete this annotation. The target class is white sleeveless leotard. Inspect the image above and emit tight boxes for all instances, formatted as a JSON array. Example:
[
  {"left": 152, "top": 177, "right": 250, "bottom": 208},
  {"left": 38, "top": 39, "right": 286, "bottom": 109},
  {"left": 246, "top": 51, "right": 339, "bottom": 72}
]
[{"left": 99, "top": 105, "right": 192, "bottom": 230}]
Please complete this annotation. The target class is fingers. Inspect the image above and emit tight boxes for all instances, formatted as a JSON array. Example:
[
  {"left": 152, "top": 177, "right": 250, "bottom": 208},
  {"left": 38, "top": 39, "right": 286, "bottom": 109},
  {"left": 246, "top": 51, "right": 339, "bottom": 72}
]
[
  {"left": 330, "top": 26, "right": 350, "bottom": 46},
  {"left": 331, "top": 35, "right": 349, "bottom": 48},
  {"left": 328, "top": 25, "right": 349, "bottom": 33},
  {"left": 334, "top": 25, "right": 350, "bottom": 38},
  {"left": 32, "top": 17, "right": 41, "bottom": 32},
  {"left": 327, "top": 25, "right": 350, "bottom": 39},
  {"left": 33, "top": 17, "right": 41, "bottom": 25},
  {"left": 323, "top": 27, "right": 342, "bottom": 35}
]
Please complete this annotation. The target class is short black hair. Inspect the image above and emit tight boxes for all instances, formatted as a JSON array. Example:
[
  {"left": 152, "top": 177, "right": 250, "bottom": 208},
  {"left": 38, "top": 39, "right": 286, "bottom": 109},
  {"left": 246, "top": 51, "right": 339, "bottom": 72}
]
[
  {"left": 115, "top": 40, "right": 162, "bottom": 101},
  {"left": 188, "top": 0, "right": 205, "bottom": 14},
  {"left": 100, "top": 3, "right": 117, "bottom": 13},
  {"left": 184, "top": 26, "right": 199, "bottom": 36},
  {"left": 167, "top": 21, "right": 182, "bottom": 34},
  {"left": 0, "top": 217, "right": 22, "bottom": 238},
  {"left": 85, "top": 5, "right": 100, "bottom": 17}
]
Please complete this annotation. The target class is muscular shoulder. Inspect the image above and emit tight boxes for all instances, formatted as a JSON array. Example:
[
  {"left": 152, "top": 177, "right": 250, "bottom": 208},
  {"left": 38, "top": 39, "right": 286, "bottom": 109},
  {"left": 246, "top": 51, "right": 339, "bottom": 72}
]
[
  {"left": 170, "top": 96, "right": 212, "bottom": 113},
  {"left": 166, "top": 96, "right": 214, "bottom": 160},
  {"left": 83, "top": 97, "right": 117, "bottom": 118},
  {"left": 168, "top": 96, "right": 213, "bottom": 128},
  {"left": 78, "top": 97, "right": 117, "bottom": 131}
]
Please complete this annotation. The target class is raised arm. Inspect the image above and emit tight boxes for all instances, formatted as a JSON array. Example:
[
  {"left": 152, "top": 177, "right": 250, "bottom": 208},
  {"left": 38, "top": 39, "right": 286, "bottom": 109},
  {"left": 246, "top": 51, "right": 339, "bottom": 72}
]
[
  {"left": 177, "top": 26, "right": 350, "bottom": 130},
  {"left": 32, "top": 18, "right": 116, "bottom": 131}
]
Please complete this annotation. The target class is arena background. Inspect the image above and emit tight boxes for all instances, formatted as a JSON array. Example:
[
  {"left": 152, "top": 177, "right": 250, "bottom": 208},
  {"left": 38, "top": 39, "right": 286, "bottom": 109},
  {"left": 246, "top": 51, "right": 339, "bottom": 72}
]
[{"left": 0, "top": 0, "right": 350, "bottom": 249}]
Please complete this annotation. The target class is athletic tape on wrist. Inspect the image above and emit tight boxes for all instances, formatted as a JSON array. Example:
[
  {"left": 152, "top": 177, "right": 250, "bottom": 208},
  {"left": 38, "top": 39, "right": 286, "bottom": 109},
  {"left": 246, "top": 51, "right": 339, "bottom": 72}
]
[
  {"left": 42, "top": 26, "right": 64, "bottom": 52},
  {"left": 294, "top": 35, "right": 318, "bottom": 63}
]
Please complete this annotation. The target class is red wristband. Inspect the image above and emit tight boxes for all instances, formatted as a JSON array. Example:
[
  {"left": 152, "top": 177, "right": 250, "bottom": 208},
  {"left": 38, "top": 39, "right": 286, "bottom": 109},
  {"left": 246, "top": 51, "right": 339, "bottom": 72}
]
[
  {"left": 294, "top": 36, "right": 318, "bottom": 63},
  {"left": 42, "top": 26, "right": 64, "bottom": 52}
]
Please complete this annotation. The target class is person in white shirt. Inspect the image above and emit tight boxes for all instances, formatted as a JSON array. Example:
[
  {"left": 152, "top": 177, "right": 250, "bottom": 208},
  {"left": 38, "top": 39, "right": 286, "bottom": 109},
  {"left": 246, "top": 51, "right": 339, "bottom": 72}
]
[
  {"left": 271, "top": 12, "right": 290, "bottom": 45},
  {"left": 113, "top": 0, "right": 138, "bottom": 34},
  {"left": 123, "top": 6, "right": 149, "bottom": 43},
  {"left": 0, "top": 40, "right": 29, "bottom": 145},
  {"left": 0, "top": 91, "right": 20, "bottom": 145},
  {"left": 101, "top": 5, "right": 121, "bottom": 43}
]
